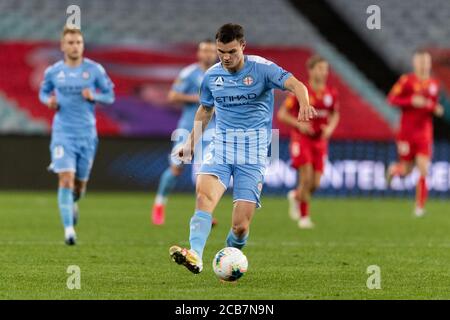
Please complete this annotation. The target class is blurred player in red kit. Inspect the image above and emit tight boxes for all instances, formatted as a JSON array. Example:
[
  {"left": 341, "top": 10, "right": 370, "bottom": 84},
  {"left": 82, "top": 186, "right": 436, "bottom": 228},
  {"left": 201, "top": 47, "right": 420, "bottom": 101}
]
[
  {"left": 386, "top": 49, "right": 444, "bottom": 217},
  {"left": 278, "top": 55, "right": 339, "bottom": 229}
]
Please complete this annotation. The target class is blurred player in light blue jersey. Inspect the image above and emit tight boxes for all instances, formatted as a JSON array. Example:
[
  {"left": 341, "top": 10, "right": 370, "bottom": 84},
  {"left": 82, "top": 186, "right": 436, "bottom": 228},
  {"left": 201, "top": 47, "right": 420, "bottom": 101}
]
[
  {"left": 169, "top": 24, "right": 316, "bottom": 274},
  {"left": 38, "top": 27, "right": 115, "bottom": 245},
  {"left": 151, "top": 40, "right": 217, "bottom": 225}
]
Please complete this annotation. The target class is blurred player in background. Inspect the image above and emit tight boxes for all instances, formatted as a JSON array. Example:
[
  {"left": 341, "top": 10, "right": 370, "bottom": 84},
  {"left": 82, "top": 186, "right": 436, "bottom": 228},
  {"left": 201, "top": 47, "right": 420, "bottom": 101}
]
[
  {"left": 39, "top": 27, "right": 115, "bottom": 245},
  {"left": 278, "top": 55, "right": 339, "bottom": 229},
  {"left": 151, "top": 40, "right": 217, "bottom": 226},
  {"left": 386, "top": 49, "right": 444, "bottom": 217},
  {"left": 169, "top": 23, "right": 316, "bottom": 274}
]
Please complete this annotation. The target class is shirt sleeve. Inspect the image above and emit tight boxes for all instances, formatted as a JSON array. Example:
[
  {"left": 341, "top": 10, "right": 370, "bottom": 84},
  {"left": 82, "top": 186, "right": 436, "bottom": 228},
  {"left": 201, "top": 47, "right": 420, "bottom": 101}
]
[
  {"left": 263, "top": 61, "right": 292, "bottom": 90},
  {"left": 171, "top": 70, "right": 193, "bottom": 94},
  {"left": 38, "top": 66, "right": 54, "bottom": 105},
  {"left": 93, "top": 63, "right": 115, "bottom": 105},
  {"left": 387, "top": 75, "right": 412, "bottom": 109},
  {"left": 199, "top": 75, "right": 214, "bottom": 108}
]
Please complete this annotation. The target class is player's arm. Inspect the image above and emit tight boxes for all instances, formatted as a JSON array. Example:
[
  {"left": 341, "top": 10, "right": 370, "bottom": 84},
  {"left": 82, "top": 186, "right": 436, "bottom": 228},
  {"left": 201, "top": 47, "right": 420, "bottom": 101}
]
[
  {"left": 38, "top": 67, "right": 58, "bottom": 109},
  {"left": 176, "top": 104, "right": 214, "bottom": 162},
  {"left": 176, "top": 73, "right": 214, "bottom": 162},
  {"left": 168, "top": 70, "right": 199, "bottom": 105},
  {"left": 322, "top": 110, "right": 340, "bottom": 140},
  {"left": 386, "top": 75, "right": 428, "bottom": 110},
  {"left": 283, "top": 76, "right": 316, "bottom": 121},
  {"left": 426, "top": 85, "right": 444, "bottom": 116},
  {"left": 433, "top": 104, "right": 445, "bottom": 117},
  {"left": 263, "top": 61, "right": 315, "bottom": 121},
  {"left": 322, "top": 93, "right": 340, "bottom": 139},
  {"left": 82, "top": 64, "right": 115, "bottom": 105},
  {"left": 277, "top": 96, "right": 313, "bottom": 135},
  {"left": 168, "top": 90, "right": 199, "bottom": 105}
]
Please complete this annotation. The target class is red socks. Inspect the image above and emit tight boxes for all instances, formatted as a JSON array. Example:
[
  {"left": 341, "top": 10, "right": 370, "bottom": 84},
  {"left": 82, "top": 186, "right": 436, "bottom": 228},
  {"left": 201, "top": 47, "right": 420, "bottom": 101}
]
[
  {"left": 416, "top": 176, "right": 428, "bottom": 209},
  {"left": 293, "top": 190, "right": 309, "bottom": 218},
  {"left": 299, "top": 201, "right": 309, "bottom": 218}
]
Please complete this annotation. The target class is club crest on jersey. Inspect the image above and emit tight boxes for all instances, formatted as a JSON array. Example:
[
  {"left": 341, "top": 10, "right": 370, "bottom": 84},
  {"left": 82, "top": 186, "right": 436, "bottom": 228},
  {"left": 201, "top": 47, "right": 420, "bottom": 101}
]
[
  {"left": 214, "top": 76, "right": 224, "bottom": 86},
  {"left": 82, "top": 71, "right": 90, "bottom": 79},
  {"left": 429, "top": 83, "right": 438, "bottom": 96},
  {"left": 243, "top": 76, "right": 254, "bottom": 86},
  {"left": 323, "top": 94, "right": 333, "bottom": 107},
  {"left": 56, "top": 71, "right": 65, "bottom": 80},
  {"left": 257, "top": 182, "right": 263, "bottom": 193}
]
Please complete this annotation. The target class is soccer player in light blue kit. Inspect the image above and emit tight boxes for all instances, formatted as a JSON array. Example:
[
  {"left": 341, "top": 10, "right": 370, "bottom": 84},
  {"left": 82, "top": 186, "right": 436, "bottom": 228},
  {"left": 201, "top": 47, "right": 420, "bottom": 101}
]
[
  {"left": 170, "top": 24, "right": 315, "bottom": 273},
  {"left": 151, "top": 40, "right": 217, "bottom": 225},
  {"left": 39, "top": 27, "right": 115, "bottom": 245}
]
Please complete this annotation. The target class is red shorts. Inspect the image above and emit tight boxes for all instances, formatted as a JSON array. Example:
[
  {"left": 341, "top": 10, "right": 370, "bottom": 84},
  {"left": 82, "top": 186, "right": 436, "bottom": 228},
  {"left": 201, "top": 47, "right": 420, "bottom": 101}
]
[
  {"left": 290, "top": 136, "right": 328, "bottom": 172},
  {"left": 396, "top": 138, "right": 432, "bottom": 162}
]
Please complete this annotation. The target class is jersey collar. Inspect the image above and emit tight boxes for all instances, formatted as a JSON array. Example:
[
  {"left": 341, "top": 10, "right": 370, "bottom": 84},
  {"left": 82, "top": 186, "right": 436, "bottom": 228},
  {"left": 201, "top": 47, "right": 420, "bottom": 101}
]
[{"left": 221, "top": 55, "right": 249, "bottom": 76}]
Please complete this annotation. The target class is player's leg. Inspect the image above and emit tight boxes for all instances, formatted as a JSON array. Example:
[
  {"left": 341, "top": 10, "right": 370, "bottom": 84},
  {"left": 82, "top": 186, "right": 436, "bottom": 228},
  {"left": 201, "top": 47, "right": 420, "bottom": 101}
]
[
  {"left": 226, "top": 201, "right": 256, "bottom": 249},
  {"left": 73, "top": 137, "right": 98, "bottom": 226},
  {"left": 57, "top": 171, "right": 77, "bottom": 245},
  {"left": 72, "top": 178, "right": 87, "bottom": 226},
  {"left": 50, "top": 138, "right": 77, "bottom": 245},
  {"left": 190, "top": 174, "right": 225, "bottom": 253},
  {"left": 296, "top": 164, "right": 314, "bottom": 229},
  {"left": 226, "top": 164, "right": 264, "bottom": 248},
  {"left": 414, "top": 154, "right": 430, "bottom": 217},
  {"left": 311, "top": 171, "right": 323, "bottom": 194},
  {"left": 386, "top": 140, "right": 415, "bottom": 185},
  {"left": 387, "top": 160, "right": 414, "bottom": 179},
  {"left": 152, "top": 163, "right": 183, "bottom": 225},
  {"left": 298, "top": 140, "right": 328, "bottom": 229},
  {"left": 170, "top": 171, "right": 229, "bottom": 274},
  {"left": 287, "top": 140, "right": 301, "bottom": 221}
]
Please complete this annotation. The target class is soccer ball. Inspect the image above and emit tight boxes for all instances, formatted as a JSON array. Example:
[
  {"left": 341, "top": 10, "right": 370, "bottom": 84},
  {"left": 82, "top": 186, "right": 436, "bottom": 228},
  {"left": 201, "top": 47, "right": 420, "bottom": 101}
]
[{"left": 212, "top": 247, "right": 248, "bottom": 281}]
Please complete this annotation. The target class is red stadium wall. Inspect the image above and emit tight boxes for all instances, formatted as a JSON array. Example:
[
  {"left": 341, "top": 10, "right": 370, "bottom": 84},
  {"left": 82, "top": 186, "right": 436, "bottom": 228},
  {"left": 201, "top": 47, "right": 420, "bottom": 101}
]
[{"left": 0, "top": 41, "right": 394, "bottom": 140}]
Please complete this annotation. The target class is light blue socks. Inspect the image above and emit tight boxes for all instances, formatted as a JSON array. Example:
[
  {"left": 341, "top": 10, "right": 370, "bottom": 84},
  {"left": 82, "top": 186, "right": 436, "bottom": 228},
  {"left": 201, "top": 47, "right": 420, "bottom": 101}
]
[
  {"left": 58, "top": 187, "right": 74, "bottom": 228},
  {"left": 189, "top": 210, "right": 213, "bottom": 258},
  {"left": 156, "top": 168, "right": 178, "bottom": 201},
  {"left": 226, "top": 229, "right": 249, "bottom": 249}
]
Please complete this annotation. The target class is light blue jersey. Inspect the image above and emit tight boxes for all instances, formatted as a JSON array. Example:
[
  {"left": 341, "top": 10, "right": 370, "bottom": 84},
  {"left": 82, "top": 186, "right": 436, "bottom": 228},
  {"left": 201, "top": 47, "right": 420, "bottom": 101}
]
[
  {"left": 200, "top": 55, "right": 291, "bottom": 164},
  {"left": 198, "top": 55, "right": 292, "bottom": 207},
  {"left": 39, "top": 58, "right": 115, "bottom": 138},
  {"left": 39, "top": 58, "right": 115, "bottom": 180},
  {"left": 172, "top": 63, "right": 215, "bottom": 132},
  {"left": 170, "top": 63, "right": 215, "bottom": 165}
]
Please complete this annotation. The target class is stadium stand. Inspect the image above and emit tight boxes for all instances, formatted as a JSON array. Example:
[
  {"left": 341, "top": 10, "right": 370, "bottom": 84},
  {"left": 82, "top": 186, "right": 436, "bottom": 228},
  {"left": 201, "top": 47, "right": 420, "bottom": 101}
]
[
  {"left": 0, "top": 0, "right": 398, "bottom": 139},
  {"left": 327, "top": 0, "right": 450, "bottom": 72},
  {"left": 0, "top": 93, "right": 47, "bottom": 134}
]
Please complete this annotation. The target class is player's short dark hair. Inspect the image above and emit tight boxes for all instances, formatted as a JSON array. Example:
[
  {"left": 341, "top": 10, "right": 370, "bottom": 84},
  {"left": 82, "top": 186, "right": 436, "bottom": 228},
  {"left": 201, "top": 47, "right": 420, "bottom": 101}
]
[
  {"left": 306, "top": 55, "right": 327, "bottom": 70},
  {"left": 215, "top": 23, "right": 245, "bottom": 44}
]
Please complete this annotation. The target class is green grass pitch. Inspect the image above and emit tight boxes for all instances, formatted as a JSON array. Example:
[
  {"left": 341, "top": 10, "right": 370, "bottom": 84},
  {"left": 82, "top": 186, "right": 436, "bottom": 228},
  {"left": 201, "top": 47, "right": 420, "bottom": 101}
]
[{"left": 1, "top": 191, "right": 450, "bottom": 299}]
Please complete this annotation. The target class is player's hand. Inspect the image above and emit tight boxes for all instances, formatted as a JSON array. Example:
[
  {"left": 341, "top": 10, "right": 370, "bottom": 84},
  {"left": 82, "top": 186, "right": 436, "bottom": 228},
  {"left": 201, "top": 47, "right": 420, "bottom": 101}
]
[
  {"left": 297, "top": 104, "right": 317, "bottom": 122},
  {"left": 411, "top": 95, "right": 428, "bottom": 108},
  {"left": 172, "top": 143, "right": 194, "bottom": 164},
  {"left": 321, "top": 125, "right": 333, "bottom": 140},
  {"left": 434, "top": 104, "right": 445, "bottom": 117},
  {"left": 297, "top": 122, "right": 313, "bottom": 135},
  {"left": 82, "top": 88, "right": 95, "bottom": 102},
  {"left": 47, "top": 96, "right": 58, "bottom": 109}
]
